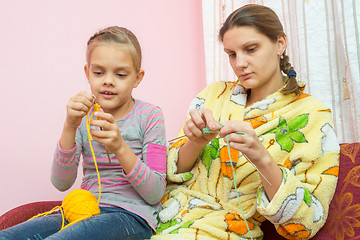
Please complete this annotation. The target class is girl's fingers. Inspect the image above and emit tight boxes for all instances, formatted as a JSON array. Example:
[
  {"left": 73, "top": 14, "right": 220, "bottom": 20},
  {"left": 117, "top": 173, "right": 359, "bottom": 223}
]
[
  {"left": 75, "top": 91, "right": 94, "bottom": 105},
  {"left": 93, "top": 111, "right": 115, "bottom": 124},
  {"left": 90, "top": 119, "right": 113, "bottom": 132},
  {"left": 68, "top": 92, "right": 94, "bottom": 114},
  {"left": 69, "top": 101, "right": 89, "bottom": 113}
]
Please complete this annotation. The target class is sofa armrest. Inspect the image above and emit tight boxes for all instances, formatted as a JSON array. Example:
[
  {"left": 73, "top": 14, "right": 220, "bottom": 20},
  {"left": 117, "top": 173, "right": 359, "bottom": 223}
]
[{"left": 0, "top": 201, "right": 62, "bottom": 230}]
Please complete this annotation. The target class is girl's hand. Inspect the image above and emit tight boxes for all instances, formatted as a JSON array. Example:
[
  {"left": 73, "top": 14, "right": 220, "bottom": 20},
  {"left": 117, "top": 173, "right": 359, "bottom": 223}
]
[
  {"left": 65, "top": 91, "right": 94, "bottom": 129},
  {"left": 219, "top": 120, "right": 271, "bottom": 167},
  {"left": 89, "top": 110, "right": 124, "bottom": 154},
  {"left": 183, "top": 108, "right": 222, "bottom": 147}
]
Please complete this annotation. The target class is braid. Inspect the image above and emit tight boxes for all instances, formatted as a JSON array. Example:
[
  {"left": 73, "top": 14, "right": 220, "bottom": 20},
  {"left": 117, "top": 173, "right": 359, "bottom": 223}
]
[
  {"left": 87, "top": 31, "right": 107, "bottom": 46},
  {"left": 280, "top": 53, "right": 304, "bottom": 95}
]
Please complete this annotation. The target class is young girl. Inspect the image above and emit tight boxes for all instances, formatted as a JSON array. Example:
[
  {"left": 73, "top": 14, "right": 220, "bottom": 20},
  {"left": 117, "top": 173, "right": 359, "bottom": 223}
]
[
  {"left": 0, "top": 26, "right": 166, "bottom": 239},
  {"left": 152, "top": 4, "right": 339, "bottom": 240}
]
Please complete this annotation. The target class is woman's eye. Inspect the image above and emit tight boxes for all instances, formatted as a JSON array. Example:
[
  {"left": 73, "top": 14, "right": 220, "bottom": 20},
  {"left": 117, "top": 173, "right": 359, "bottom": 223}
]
[{"left": 247, "top": 47, "right": 257, "bottom": 53}]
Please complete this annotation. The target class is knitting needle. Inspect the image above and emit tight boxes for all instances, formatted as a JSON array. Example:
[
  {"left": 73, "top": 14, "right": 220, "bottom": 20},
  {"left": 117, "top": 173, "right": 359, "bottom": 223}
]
[
  {"left": 242, "top": 153, "right": 272, "bottom": 186},
  {"left": 98, "top": 116, "right": 111, "bottom": 163},
  {"left": 168, "top": 131, "right": 272, "bottom": 186},
  {"left": 168, "top": 135, "right": 186, "bottom": 143}
]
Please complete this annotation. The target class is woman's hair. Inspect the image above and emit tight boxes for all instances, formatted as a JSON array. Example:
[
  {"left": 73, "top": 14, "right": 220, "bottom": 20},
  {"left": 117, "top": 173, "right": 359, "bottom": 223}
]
[
  {"left": 219, "top": 4, "right": 304, "bottom": 95},
  {"left": 86, "top": 26, "right": 142, "bottom": 73}
]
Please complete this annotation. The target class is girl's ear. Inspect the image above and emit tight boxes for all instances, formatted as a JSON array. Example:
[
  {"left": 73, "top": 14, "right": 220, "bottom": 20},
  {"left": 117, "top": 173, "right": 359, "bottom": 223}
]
[
  {"left": 84, "top": 64, "right": 90, "bottom": 82},
  {"left": 277, "top": 35, "right": 287, "bottom": 55},
  {"left": 134, "top": 70, "right": 145, "bottom": 88}
]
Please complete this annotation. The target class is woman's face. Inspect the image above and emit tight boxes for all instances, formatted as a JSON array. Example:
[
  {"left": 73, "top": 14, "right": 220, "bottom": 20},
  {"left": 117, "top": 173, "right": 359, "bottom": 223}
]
[{"left": 223, "top": 26, "right": 286, "bottom": 95}]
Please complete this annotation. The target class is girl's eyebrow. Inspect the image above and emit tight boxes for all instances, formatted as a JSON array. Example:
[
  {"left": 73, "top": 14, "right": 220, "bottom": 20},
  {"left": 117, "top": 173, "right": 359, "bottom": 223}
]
[
  {"left": 89, "top": 64, "right": 104, "bottom": 69},
  {"left": 90, "top": 64, "right": 131, "bottom": 71}
]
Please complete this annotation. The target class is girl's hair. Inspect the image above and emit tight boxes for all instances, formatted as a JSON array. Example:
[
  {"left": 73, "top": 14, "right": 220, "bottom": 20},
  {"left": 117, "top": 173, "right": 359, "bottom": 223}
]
[
  {"left": 86, "top": 26, "right": 142, "bottom": 73},
  {"left": 219, "top": 4, "right": 304, "bottom": 95}
]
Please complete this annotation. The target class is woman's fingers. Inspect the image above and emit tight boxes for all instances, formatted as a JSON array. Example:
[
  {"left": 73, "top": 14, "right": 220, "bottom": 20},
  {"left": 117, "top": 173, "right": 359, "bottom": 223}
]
[
  {"left": 219, "top": 121, "right": 252, "bottom": 137},
  {"left": 188, "top": 109, "right": 206, "bottom": 129},
  {"left": 201, "top": 108, "right": 222, "bottom": 132}
]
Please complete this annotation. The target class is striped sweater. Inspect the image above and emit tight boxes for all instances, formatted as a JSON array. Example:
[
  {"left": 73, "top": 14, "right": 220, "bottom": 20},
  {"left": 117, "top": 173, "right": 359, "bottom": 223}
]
[{"left": 51, "top": 99, "right": 167, "bottom": 230}]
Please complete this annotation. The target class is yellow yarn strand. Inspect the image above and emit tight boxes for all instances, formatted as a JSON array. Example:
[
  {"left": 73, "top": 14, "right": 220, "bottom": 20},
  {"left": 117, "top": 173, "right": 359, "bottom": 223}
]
[
  {"left": 27, "top": 206, "right": 65, "bottom": 229},
  {"left": 85, "top": 103, "right": 102, "bottom": 204},
  {"left": 27, "top": 103, "right": 103, "bottom": 232},
  {"left": 58, "top": 103, "right": 103, "bottom": 231}
]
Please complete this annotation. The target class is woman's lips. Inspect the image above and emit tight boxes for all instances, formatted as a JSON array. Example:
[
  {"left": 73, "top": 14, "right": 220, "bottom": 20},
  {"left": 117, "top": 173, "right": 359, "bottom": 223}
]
[{"left": 239, "top": 73, "right": 252, "bottom": 80}]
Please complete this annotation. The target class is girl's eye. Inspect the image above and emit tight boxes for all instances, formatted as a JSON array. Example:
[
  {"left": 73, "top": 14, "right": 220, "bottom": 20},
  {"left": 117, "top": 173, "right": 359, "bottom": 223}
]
[
  {"left": 93, "top": 71, "right": 103, "bottom": 75},
  {"left": 116, "top": 73, "right": 127, "bottom": 77}
]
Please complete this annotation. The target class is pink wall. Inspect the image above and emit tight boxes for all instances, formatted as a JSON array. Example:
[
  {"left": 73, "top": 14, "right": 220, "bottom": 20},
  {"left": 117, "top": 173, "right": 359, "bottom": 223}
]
[{"left": 0, "top": 0, "right": 206, "bottom": 215}]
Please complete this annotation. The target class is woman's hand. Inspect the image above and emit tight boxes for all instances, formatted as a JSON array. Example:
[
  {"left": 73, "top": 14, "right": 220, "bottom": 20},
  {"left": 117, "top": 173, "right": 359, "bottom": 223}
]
[
  {"left": 65, "top": 91, "right": 94, "bottom": 130},
  {"left": 177, "top": 108, "right": 222, "bottom": 173},
  {"left": 219, "top": 120, "right": 283, "bottom": 199},
  {"left": 219, "top": 120, "right": 270, "bottom": 166},
  {"left": 183, "top": 108, "right": 221, "bottom": 147}
]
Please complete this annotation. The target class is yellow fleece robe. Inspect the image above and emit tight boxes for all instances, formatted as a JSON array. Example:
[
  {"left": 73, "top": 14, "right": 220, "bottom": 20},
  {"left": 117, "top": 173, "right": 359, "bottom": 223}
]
[{"left": 152, "top": 82, "right": 339, "bottom": 240}]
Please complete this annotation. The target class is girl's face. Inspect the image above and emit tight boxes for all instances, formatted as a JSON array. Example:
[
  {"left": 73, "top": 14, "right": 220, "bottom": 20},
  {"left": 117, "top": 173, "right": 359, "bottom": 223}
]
[
  {"left": 223, "top": 26, "right": 286, "bottom": 96},
  {"left": 84, "top": 42, "right": 144, "bottom": 119}
]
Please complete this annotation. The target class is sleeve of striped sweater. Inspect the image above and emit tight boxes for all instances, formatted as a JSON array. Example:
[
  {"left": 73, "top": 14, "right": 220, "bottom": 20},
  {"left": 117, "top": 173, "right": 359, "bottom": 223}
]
[
  {"left": 51, "top": 127, "right": 82, "bottom": 192},
  {"left": 123, "top": 105, "right": 167, "bottom": 205}
]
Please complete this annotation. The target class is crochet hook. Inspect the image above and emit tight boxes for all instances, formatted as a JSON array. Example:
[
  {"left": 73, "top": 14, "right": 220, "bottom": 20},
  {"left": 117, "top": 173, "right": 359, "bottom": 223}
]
[{"left": 93, "top": 100, "right": 111, "bottom": 163}]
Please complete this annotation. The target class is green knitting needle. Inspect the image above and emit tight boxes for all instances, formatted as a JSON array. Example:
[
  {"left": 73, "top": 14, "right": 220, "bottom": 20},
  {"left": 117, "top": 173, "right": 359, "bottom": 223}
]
[
  {"left": 169, "top": 126, "right": 272, "bottom": 186},
  {"left": 204, "top": 126, "right": 272, "bottom": 186}
]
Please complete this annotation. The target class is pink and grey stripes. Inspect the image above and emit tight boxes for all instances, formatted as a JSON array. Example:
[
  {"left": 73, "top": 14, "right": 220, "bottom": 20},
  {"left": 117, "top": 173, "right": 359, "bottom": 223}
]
[{"left": 51, "top": 99, "right": 167, "bottom": 231}]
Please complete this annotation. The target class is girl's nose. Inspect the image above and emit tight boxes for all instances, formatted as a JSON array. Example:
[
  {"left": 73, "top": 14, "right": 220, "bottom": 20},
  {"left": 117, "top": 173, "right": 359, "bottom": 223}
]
[{"left": 103, "top": 74, "right": 115, "bottom": 86}]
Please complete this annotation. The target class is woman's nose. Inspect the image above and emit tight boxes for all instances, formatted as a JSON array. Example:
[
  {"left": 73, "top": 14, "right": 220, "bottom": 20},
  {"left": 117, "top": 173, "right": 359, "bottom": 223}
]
[{"left": 235, "top": 54, "right": 248, "bottom": 69}]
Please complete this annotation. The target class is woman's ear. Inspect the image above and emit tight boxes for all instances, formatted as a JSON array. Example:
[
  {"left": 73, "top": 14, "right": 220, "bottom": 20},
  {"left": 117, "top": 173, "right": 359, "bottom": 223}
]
[
  {"left": 277, "top": 35, "right": 287, "bottom": 55},
  {"left": 134, "top": 70, "right": 145, "bottom": 88},
  {"left": 84, "top": 64, "right": 90, "bottom": 82}
]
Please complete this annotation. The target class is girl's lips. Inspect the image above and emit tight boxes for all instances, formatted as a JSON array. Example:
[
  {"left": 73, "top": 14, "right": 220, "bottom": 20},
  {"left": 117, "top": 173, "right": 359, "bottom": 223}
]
[{"left": 100, "top": 91, "right": 117, "bottom": 99}]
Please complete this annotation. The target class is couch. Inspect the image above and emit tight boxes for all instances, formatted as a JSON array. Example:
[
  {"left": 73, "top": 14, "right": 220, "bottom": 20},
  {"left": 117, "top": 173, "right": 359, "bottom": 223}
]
[{"left": 1, "top": 142, "right": 359, "bottom": 239}]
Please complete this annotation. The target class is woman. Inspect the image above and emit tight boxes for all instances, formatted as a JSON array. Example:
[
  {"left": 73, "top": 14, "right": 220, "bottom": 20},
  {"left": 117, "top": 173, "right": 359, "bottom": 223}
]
[{"left": 152, "top": 4, "right": 339, "bottom": 240}]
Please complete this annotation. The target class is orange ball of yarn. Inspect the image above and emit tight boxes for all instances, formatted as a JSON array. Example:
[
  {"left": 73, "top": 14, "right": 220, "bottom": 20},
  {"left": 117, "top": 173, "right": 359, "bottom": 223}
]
[{"left": 62, "top": 189, "right": 100, "bottom": 223}]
